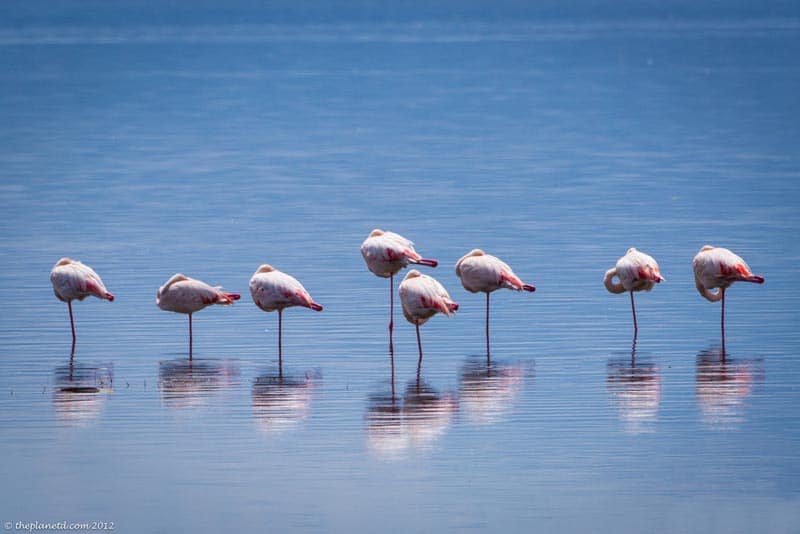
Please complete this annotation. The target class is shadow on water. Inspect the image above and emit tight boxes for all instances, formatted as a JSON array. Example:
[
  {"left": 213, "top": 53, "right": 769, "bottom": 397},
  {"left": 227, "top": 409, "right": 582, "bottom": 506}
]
[
  {"left": 251, "top": 368, "right": 321, "bottom": 434},
  {"left": 366, "top": 369, "right": 458, "bottom": 459},
  {"left": 52, "top": 356, "right": 114, "bottom": 426},
  {"left": 157, "top": 358, "right": 240, "bottom": 410},
  {"left": 606, "top": 345, "right": 661, "bottom": 434},
  {"left": 696, "top": 348, "right": 764, "bottom": 428},
  {"left": 458, "top": 355, "right": 532, "bottom": 425}
]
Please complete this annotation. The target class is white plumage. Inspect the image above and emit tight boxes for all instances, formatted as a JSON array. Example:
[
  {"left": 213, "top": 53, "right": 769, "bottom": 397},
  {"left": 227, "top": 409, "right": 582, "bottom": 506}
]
[
  {"left": 50, "top": 257, "right": 114, "bottom": 351},
  {"left": 603, "top": 248, "right": 664, "bottom": 339},
  {"left": 399, "top": 270, "right": 458, "bottom": 326},
  {"left": 156, "top": 273, "right": 240, "bottom": 357},
  {"left": 361, "top": 229, "right": 438, "bottom": 278},
  {"left": 249, "top": 264, "right": 322, "bottom": 366}
]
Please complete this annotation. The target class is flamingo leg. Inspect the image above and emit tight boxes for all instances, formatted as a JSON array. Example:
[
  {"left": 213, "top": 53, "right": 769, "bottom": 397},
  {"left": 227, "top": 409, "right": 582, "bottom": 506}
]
[
  {"left": 486, "top": 292, "right": 491, "bottom": 362},
  {"left": 390, "top": 341, "right": 396, "bottom": 400},
  {"left": 389, "top": 274, "right": 394, "bottom": 352},
  {"left": 415, "top": 322, "right": 423, "bottom": 370},
  {"left": 630, "top": 291, "right": 638, "bottom": 340},
  {"left": 278, "top": 308, "right": 283, "bottom": 375},
  {"left": 721, "top": 288, "right": 726, "bottom": 357},
  {"left": 68, "top": 301, "right": 76, "bottom": 354},
  {"left": 188, "top": 313, "right": 193, "bottom": 360}
]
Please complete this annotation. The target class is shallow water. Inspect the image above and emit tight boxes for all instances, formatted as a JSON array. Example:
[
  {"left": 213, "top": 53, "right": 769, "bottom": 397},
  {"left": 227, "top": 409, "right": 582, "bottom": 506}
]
[{"left": 1, "top": 3, "right": 799, "bottom": 532}]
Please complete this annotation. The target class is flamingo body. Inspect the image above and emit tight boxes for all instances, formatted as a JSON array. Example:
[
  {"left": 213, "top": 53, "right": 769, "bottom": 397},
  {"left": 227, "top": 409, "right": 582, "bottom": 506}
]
[
  {"left": 157, "top": 274, "right": 240, "bottom": 314},
  {"left": 157, "top": 273, "right": 239, "bottom": 358},
  {"left": 455, "top": 249, "right": 535, "bottom": 293},
  {"left": 692, "top": 245, "right": 764, "bottom": 302},
  {"left": 50, "top": 258, "right": 114, "bottom": 351},
  {"left": 455, "top": 249, "right": 535, "bottom": 357},
  {"left": 50, "top": 258, "right": 114, "bottom": 303},
  {"left": 603, "top": 248, "right": 664, "bottom": 339},
  {"left": 604, "top": 248, "right": 665, "bottom": 295},
  {"left": 692, "top": 245, "right": 764, "bottom": 354},
  {"left": 360, "top": 229, "right": 438, "bottom": 278},
  {"left": 399, "top": 270, "right": 458, "bottom": 368},
  {"left": 249, "top": 264, "right": 322, "bottom": 369},
  {"left": 249, "top": 265, "right": 323, "bottom": 312},
  {"left": 399, "top": 270, "right": 459, "bottom": 326}
]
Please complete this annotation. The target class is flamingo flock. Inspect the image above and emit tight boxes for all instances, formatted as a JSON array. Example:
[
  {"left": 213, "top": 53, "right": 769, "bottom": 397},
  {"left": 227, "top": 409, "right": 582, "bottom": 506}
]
[{"left": 50, "top": 236, "right": 764, "bottom": 361}]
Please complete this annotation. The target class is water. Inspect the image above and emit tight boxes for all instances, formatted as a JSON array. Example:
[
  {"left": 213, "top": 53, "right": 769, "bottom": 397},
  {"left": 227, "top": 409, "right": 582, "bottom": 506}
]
[{"left": 1, "top": 3, "right": 799, "bottom": 532}]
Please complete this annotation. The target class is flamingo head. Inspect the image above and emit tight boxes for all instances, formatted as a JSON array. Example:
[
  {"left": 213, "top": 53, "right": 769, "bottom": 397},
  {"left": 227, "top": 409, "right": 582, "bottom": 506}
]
[
  {"left": 254, "top": 264, "right": 276, "bottom": 274},
  {"left": 404, "top": 269, "right": 423, "bottom": 281},
  {"left": 368, "top": 229, "right": 385, "bottom": 238}
]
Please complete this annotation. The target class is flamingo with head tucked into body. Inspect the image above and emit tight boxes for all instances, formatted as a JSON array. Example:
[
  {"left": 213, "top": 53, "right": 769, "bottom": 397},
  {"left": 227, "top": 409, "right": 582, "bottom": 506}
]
[
  {"left": 249, "top": 264, "right": 323, "bottom": 370},
  {"left": 455, "top": 249, "right": 535, "bottom": 358},
  {"left": 50, "top": 258, "right": 115, "bottom": 353},
  {"left": 361, "top": 229, "right": 438, "bottom": 351},
  {"left": 399, "top": 270, "right": 458, "bottom": 369},
  {"left": 693, "top": 245, "right": 764, "bottom": 353},
  {"left": 604, "top": 248, "right": 664, "bottom": 339},
  {"left": 157, "top": 274, "right": 240, "bottom": 358}
]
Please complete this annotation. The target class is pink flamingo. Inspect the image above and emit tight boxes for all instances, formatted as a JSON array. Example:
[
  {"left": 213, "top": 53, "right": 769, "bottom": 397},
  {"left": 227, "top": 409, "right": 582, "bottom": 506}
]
[
  {"left": 693, "top": 245, "right": 764, "bottom": 353},
  {"left": 249, "top": 264, "right": 323, "bottom": 369},
  {"left": 50, "top": 258, "right": 114, "bottom": 352},
  {"left": 156, "top": 274, "right": 240, "bottom": 358},
  {"left": 604, "top": 248, "right": 665, "bottom": 339},
  {"left": 455, "top": 249, "right": 535, "bottom": 358},
  {"left": 361, "top": 229, "right": 438, "bottom": 350},
  {"left": 399, "top": 270, "right": 458, "bottom": 368}
]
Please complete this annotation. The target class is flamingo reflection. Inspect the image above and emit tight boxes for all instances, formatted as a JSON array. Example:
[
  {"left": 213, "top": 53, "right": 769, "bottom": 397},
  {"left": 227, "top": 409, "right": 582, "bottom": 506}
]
[
  {"left": 458, "top": 356, "right": 529, "bottom": 425},
  {"left": 366, "top": 374, "right": 458, "bottom": 458},
  {"left": 606, "top": 350, "right": 660, "bottom": 434},
  {"left": 696, "top": 349, "right": 762, "bottom": 427},
  {"left": 157, "top": 358, "right": 240, "bottom": 410},
  {"left": 252, "top": 369, "right": 319, "bottom": 434},
  {"left": 52, "top": 357, "right": 113, "bottom": 426}
]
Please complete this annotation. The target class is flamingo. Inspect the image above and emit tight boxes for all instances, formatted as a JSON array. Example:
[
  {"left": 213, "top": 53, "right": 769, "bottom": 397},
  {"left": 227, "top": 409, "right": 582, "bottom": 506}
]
[
  {"left": 455, "top": 249, "right": 535, "bottom": 358},
  {"left": 693, "top": 245, "right": 764, "bottom": 352},
  {"left": 398, "top": 270, "right": 458, "bottom": 368},
  {"left": 50, "top": 258, "right": 114, "bottom": 353},
  {"left": 361, "top": 229, "right": 438, "bottom": 351},
  {"left": 156, "top": 274, "right": 240, "bottom": 358},
  {"left": 604, "top": 248, "right": 665, "bottom": 339},
  {"left": 249, "top": 264, "right": 323, "bottom": 370}
]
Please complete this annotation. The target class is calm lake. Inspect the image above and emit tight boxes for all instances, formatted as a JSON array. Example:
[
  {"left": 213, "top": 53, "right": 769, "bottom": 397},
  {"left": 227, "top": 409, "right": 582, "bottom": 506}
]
[{"left": 1, "top": 2, "right": 799, "bottom": 532}]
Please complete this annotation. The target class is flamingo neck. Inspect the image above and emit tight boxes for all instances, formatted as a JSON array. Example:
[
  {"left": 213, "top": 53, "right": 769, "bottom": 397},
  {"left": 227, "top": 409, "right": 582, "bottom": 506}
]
[
  {"left": 604, "top": 268, "right": 625, "bottom": 294},
  {"left": 695, "top": 276, "right": 724, "bottom": 302}
]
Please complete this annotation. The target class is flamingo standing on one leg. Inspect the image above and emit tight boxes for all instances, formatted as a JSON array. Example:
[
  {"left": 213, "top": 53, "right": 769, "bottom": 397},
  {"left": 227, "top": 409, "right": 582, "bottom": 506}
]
[
  {"left": 157, "top": 274, "right": 240, "bottom": 359},
  {"left": 455, "top": 249, "right": 535, "bottom": 359},
  {"left": 693, "top": 245, "right": 764, "bottom": 354},
  {"left": 604, "top": 248, "right": 665, "bottom": 340},
  {"left": 398, "top": 270, "right": 458, "bottom": 371},
  {"left": 249, "top": 264, "right": 323, "bottom": 372},
  {"left": 361, "top": 229, "right": 438, "bottom": 352},
  {"left": 50, "top": 258, "right": 115, "bottom": 353}
]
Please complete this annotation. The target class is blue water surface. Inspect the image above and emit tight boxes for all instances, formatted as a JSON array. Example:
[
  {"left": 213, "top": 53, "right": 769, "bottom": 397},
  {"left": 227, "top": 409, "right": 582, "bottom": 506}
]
[{"left": 1, "top": 2, "right": 799, "bottom": 532}]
